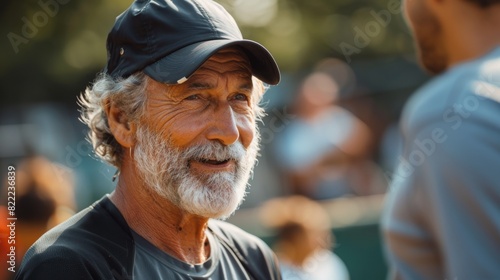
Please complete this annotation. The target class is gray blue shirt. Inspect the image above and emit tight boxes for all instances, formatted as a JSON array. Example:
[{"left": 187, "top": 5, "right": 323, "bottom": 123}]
[{"left": 383, "top": 47, "right": 500, "bottom": 279}]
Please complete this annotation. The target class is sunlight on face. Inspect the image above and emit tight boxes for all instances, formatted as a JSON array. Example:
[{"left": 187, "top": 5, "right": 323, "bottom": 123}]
[
  {"left": 133, "top": 47, "right": 262, "bottom": 219},
  {"left": 134, "top": 122, "right": 259, "bottom": 219}
]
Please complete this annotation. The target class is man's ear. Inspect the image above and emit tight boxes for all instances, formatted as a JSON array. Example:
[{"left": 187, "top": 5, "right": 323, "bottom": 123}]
[{"left": 105, "top": 100, "right": 136, "bottom": 148}]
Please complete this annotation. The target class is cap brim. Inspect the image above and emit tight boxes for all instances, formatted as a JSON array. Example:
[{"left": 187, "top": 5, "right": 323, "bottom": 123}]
[{"left": 144, "top": 39, "right": 280, "bottom": 85}]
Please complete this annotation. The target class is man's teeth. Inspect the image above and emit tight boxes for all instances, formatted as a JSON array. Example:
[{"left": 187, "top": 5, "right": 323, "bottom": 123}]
[{"left": 200, "top": 159, "right": 229, "bottom": 164}]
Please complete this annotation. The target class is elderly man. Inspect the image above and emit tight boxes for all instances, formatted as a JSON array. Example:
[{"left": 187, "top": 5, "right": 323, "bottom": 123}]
[
  {"left": 16, "top": 0, "right": 281, "bottom": 279},
  {"left": 383, "top": 0, "right": 500, "bottom": 279}
]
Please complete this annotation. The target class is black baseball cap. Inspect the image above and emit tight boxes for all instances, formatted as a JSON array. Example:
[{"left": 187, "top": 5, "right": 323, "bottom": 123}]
[{"left": 105, "top": 0, "right": 280, "bottom": 85}]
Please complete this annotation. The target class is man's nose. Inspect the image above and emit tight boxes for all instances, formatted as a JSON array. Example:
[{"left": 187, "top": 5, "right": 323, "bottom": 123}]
[{"left": 205, "top": 102, "right": 239, "bottom": 146}]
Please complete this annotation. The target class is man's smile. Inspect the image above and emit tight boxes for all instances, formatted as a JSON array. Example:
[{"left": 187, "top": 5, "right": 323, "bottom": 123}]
[{"left": 190, "top": 158, "right": 235, "bottom": 172}]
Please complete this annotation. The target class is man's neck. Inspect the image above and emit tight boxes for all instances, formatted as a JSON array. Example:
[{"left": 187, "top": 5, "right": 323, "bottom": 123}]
[{"left": 109, "top": 162, "right": 211, "bottom": 264}]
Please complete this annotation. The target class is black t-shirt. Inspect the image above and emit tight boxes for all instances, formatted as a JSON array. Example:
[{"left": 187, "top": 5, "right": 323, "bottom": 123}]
[{"left": 15, "top": 195, "right": 281, "bottom": 280}]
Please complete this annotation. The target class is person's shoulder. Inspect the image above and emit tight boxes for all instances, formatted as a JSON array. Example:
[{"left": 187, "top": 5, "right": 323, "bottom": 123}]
[
  {"left": 410, "top": 48, "right": 500, "bottom": 105},
  {"left": 17, "top": 196, "right": 134, "bottom": 279},
  {"left": 15, "top": 243, "right": 96, "bottom": 279},
  {"left": 474, "top": 50, "right": 500, "bottom": 103},
  {"left": 401, "top": 74, "right": 454, "bottom": 138},
  {"left": 16, "top": 204, "right": 97, "bottom": 279},
  {"left": 22, "top": 200, "right": 97, "bottom": 258},
  {"left": 402, "top": 52, "right": 500, "bottom": 137}
]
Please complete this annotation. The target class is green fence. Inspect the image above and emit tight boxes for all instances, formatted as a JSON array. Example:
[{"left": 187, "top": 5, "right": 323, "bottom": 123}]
[{"left": 334, "top": 223, "right": 387, "bottom": 280}]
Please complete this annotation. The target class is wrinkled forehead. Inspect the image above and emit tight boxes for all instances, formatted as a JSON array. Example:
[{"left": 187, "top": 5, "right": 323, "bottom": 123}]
[
  {"left": 144, "top": 46, "right": 257, "bottom": 97},
  {"left": 197, "top": 47, "right": 252, "bottom": 76}
]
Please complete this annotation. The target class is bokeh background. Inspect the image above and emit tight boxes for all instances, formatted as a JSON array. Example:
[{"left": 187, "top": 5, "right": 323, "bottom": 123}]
[{"left": 1, "top": 0, "right": 431, "bottom": 279}]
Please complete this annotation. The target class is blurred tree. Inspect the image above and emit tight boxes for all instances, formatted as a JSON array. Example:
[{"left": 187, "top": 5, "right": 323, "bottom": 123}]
[
  {"left": 1, "top": 0, "right": 415, "bottom": 106},
  {"left": 1, "top": 0, "right": 131, "bottom": 105},
  {"left": 225, "top": 0, "right": 414, "bottom": 70}
]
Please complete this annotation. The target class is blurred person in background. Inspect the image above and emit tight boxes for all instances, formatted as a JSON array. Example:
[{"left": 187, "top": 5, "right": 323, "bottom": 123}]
[
  {"left": 1, "top": 156, "right": 76, "bottom": 280},
  {"left": 273, "top": 59, "right": 386, "bottom": 200},
  {"left": 15, "top": 157, "right": 76, "bottom": 228},
  {"left": 15, "top": 0, "right": 282, "bottom": 279},
  {"left": 261, "top": 195, "right": 349, "bottom": 280},
  {"left": 383, "top": 0, "right": 500, "bottom": 279}
]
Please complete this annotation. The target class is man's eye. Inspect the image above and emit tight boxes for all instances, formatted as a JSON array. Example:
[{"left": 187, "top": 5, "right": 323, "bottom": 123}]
[
  {"left": 185, "top": 95, "right": 200, "bottom": 100},
  {"left": 233, "top": 93, "right": 248, "bottom": 101}
]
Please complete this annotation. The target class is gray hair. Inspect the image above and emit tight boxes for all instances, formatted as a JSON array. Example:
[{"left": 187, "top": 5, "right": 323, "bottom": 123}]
[
  {"left": 79, "top": 72, "right": 148, "bottom": 168},
  {"left": 79, "top": 72, "right": 266, "bottom": 169}
]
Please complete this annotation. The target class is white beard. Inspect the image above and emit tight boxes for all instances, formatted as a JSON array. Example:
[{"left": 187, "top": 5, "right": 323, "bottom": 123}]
[{"left": 134, "top": 125, "right": 259, "bottom": 219}]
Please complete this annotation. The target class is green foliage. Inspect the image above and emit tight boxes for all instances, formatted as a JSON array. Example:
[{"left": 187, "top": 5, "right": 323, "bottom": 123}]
[
  {"left": 1, "top": 0, "right": 130, "bottom": 104},
  {"left": 1, "top": 0, "right": 414, "bottom": 105}
]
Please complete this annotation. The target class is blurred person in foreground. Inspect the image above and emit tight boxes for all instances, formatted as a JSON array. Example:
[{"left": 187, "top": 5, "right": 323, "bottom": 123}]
[
  {"left": 261, "top": 195, "right": 349, "bottom": 280},
  {"left": 16, "top": 0, "right": 282, "bottom": 279},
  {"left": 273, "top": 62, "right": 386, "bottom": 199},
  {"left": 382, "top": 0, "right": 500, "bottom": 279}
]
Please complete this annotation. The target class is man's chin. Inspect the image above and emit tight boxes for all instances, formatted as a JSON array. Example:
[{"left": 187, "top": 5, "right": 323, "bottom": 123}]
[
  {"left": 422, "top": 60, "right": 447, "bottom": 75},
  {"left": 200, "top": 209, "right": 236, "bottom": 220},
  {"left": 414, "top": 34, "right": 448, "bottom": 74},
  {"left": 176, "top": 178, "right": 246, "bottom": 219},
  {"left": 147, "top": 184, "right": 240, "bottom": 219},
  {"left": 182, "top": 200, "right": 240, "bottom": 220}
]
